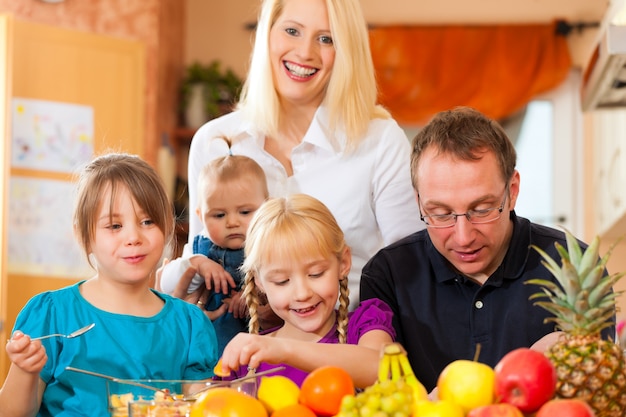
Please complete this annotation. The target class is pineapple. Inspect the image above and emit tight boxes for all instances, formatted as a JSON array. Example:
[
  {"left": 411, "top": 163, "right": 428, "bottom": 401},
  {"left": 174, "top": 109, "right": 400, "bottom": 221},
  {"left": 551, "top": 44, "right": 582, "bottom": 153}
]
[{"left": 526, "top": 229, "right": 626, "bottom": 416}]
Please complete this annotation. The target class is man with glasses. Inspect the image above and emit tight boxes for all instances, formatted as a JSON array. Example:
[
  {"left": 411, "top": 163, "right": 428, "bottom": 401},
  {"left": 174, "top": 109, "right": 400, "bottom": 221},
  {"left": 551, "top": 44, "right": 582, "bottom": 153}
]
[{"left": 360, "top": 106, "right": 615, "bottom": 393}]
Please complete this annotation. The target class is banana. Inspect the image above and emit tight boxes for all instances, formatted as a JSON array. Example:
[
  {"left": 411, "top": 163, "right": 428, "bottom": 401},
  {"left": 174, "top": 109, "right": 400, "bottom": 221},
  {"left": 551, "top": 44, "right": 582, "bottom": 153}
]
[
  {"left": 398, "top": 351, "right": 428, "bottom": 401},
  {"left": 381, "top": 343, "right": 404, "bottom": 382},
  {"left": 390, "top": 352, "right": 401, "bottom": 381},
  {"left": 378, "top": 343, "right": 429, "bottom": 402},
  {"left": 378, "top": 348, "right": 391, "bottom": 382},
  {"left": 383, "top": 343, "right": 403, "bottom": 356},
  {"left": 397, "top": 351, "right": 413, "bottom": 377}
]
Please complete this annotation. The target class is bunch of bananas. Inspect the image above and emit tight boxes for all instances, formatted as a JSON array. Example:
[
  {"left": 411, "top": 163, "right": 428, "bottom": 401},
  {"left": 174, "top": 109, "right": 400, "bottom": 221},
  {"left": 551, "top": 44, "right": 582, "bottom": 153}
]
[
  {"left": 378, "top": 343, "right": 428, "bottom": 402},
  {"left": 335, "top": 343, "right": 428, "bottom": 417}
]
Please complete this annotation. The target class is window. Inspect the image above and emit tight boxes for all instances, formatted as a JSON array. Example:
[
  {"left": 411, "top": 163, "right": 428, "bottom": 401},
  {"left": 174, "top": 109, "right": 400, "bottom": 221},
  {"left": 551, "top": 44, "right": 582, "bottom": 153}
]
[
  {"left": 516, "top": 70, "right": 583, "bottom": 235},
  {"left": 401, "top": 70, "right": 583, "bottom": 235},
  {"left": 515, "top": 101, "right": 557, "bottom": 226}
]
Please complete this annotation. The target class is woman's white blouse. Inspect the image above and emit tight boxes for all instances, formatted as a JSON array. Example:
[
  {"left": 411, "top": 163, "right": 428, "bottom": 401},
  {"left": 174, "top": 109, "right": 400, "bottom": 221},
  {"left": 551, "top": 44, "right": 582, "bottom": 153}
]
[{"left": 187, "top": 106, "right": 424, "bottom": 308}]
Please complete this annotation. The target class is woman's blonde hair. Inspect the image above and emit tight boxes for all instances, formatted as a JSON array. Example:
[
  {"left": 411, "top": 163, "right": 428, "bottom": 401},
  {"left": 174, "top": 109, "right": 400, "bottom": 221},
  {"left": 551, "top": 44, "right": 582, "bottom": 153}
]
[
  {"left": 237, "top": 0, "right": 390, "bottom": 150},
  {"left": 73, "top": 153, "right": 175, "bottom": 268},
  {"left": 241, "top": 194, "right": 351, "bottom": 343}
]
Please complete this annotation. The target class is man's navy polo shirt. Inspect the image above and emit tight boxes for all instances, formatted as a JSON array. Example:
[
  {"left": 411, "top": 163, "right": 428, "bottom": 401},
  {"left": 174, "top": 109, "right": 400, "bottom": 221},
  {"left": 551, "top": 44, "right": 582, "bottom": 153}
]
[{"left": 360, "top": 212, "right": 616, "bottom": 392}]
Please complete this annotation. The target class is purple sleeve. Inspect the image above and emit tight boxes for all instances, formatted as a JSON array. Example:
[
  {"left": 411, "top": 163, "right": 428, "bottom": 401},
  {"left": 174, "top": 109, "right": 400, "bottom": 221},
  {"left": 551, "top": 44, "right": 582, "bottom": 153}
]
[{"left": 346, "top": 298, "right": 396, "bottom": 344}]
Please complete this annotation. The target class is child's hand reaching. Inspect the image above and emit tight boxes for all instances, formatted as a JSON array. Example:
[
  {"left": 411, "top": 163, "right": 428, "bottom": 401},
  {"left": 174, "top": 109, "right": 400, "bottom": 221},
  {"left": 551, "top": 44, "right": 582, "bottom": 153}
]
[
  {"left": 227, "top": 290, "right": 248, "bottom": 319},
  {"left": 195, "top": 257, "right": 237, "bottom": 295},
  {"left": 204, "top": 302, "right": 229, "bottom": 321},
  {"left": 218, "top": 287, "right": 282, "bottom": 329},
  {"left": 6, "top": 331, "right": 47, "bottom": 374},
  {"left": 220, "top": 333, "right": 284, "bottom": 373}
]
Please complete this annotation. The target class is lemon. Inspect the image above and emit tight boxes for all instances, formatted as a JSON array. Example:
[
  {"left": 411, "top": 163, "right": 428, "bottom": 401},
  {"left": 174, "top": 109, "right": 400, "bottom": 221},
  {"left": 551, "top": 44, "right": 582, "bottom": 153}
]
[{"left": 256, "top": 375, "right": 300, "bottom": 413}]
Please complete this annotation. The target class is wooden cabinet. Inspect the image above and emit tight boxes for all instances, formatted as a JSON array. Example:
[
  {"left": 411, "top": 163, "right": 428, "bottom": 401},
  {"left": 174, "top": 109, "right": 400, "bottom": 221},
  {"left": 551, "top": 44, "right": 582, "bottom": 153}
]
[{"left": 0, "top": 15, "right": 145, "bottom": 380}]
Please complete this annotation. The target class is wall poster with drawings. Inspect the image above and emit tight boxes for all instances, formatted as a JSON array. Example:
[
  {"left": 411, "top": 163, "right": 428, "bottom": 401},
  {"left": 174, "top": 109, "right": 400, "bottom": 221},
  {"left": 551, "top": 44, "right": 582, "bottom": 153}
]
[
  {"left": 8, "top": 177, "right": 93, "bottom": 277},
  {"left": 8, "top": 98, "right": 94, "bottom": 278},
  {"left": 11, "top": 97, "right": 93, "bottom": 172}
]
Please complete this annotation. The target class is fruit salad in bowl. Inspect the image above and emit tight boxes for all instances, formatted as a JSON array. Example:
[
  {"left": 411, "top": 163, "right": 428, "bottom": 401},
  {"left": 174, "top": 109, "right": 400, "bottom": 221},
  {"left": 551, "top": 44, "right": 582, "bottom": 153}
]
[
  {"left": 107, "top": 377, "right": 259, "bottom": 417},
  {"left": 107, "top": 379, "right": 214, "bottom": 417}
]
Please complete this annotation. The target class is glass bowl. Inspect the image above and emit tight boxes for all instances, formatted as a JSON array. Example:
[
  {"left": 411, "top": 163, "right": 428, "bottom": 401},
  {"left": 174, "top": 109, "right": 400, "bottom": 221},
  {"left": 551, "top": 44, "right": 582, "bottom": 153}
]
[
  {"left": 107, "top": 378, "right": 258, "bottom": 417},
  {"left": 127, "top": 398, "right": 192, "bottom": 417},
  {"left": 107, "top": 379, "right": 203, "bottom": 417}
]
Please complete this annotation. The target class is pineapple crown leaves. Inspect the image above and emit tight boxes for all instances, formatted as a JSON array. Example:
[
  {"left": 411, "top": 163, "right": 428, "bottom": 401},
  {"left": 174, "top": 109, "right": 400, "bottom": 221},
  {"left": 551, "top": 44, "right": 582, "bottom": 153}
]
[{"left": 525, "top": 229, "right": 625, "bottom": 335}]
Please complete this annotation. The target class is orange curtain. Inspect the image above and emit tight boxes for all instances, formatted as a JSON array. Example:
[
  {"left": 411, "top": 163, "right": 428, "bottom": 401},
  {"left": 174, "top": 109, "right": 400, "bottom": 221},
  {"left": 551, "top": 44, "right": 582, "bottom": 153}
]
[{"left": 369, "top": 22, "right": 571, "bottom": 125}]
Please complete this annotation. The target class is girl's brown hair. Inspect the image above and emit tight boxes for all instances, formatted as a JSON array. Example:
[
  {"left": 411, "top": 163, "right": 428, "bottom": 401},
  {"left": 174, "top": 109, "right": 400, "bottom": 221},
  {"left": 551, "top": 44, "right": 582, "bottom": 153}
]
[{"left": 73, "top": 153, "right": 175, "bottom": 267}]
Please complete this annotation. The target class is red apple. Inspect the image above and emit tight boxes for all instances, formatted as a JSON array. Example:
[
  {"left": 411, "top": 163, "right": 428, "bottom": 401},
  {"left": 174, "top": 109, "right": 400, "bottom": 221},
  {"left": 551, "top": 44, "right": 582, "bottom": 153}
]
[
  {"left": 467, "top": 403, "right": 524, "bottom": 417},
  {"left": 493, "top": 347, "right": 556, "bottom": 413},
  {"left": 536, "top": 399, "right": 595, "bottom": 417}
]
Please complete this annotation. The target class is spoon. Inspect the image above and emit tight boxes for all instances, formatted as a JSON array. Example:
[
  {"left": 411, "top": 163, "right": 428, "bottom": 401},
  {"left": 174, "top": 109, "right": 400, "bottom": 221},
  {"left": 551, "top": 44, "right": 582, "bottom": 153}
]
[
  {"left": 65, "top": 366, "right": 172, "bottom": 395},
  {"left": 66, "top": 365, "right": 285, "bottom": 401},
  {"left": 184, "top": 366, "right": 286, "bottom": 400},
  {"left": 32, "top": 323, "right": 96, "bottom": 341}
]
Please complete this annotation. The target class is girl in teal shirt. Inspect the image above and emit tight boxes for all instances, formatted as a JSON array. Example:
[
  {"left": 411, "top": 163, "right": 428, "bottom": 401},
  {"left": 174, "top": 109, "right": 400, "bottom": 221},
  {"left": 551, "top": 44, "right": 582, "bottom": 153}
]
[{"left": 0, "top": 153, "right": 218, "bottom": 417}]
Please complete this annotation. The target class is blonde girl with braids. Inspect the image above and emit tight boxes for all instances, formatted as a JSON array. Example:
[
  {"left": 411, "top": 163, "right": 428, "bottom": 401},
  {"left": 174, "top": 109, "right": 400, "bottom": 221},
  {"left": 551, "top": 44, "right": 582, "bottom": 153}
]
[{"left": 218, "top": 194, "right": 395, "bottom": 388}]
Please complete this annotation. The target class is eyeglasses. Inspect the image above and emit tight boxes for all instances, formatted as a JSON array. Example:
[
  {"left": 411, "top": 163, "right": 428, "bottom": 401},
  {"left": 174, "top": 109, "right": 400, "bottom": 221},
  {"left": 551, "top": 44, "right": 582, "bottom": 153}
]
[{"left": 419, "top": 187, "right": 508, "bottom": 229}]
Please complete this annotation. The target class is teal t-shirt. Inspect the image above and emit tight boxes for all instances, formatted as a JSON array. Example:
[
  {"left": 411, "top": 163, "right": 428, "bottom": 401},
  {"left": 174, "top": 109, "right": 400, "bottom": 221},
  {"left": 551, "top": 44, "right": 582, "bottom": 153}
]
[{"left": 12, "top": 281, "right": 218, "bottom": 417}]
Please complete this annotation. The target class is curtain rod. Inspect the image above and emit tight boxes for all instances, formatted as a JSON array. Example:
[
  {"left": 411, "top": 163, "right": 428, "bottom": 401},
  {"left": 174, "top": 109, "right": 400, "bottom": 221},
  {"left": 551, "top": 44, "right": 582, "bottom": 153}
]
[
  {"left": 244, "top": 19, "right": 600, "bottom": 35},
  {"left": 554, "top": 19, "right": 600, "bottom": 36}
]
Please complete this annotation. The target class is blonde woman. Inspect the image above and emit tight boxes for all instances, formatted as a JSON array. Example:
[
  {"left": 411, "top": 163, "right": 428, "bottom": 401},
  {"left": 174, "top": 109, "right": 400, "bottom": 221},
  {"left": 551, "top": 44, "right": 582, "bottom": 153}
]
[{"left": 184, "top": 0, "right": 423, "bottom": 310}]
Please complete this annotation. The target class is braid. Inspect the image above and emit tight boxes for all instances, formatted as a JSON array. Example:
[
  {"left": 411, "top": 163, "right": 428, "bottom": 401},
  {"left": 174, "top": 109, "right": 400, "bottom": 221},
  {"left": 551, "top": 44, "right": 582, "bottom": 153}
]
[
  {"left": 336, "top": 276, "right": 350, "bottom": 344},
  {"left": 242, "top": 270, "right": 261, "bottom": 334}
]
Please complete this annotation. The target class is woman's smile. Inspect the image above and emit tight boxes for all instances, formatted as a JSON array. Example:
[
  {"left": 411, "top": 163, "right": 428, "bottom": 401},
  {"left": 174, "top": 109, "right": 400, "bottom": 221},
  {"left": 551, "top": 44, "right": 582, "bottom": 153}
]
[{"left": 284, "top": 61, "right": 318, "bottom": 79}]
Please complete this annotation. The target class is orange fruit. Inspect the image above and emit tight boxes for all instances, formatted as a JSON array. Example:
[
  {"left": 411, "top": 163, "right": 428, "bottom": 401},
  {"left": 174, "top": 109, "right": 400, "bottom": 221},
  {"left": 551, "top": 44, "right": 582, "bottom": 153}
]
[
  {"left": 270, "top": 403, "right": 316, "bottom": 417},
  {"left": 190, "top": 387, "right": 267, "bottom": 417},
  {"left": 213, "top": 358, "right": 230, "bottom": 377},
  {"left": 299, "top": 366, "right": 355, "bottom": 417}
]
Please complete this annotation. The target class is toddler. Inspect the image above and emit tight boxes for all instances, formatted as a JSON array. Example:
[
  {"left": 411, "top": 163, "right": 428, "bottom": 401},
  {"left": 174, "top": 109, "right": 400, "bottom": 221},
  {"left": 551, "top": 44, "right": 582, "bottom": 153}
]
[{"left": 160, "top": 138, "right": 269, "bottom": 354}]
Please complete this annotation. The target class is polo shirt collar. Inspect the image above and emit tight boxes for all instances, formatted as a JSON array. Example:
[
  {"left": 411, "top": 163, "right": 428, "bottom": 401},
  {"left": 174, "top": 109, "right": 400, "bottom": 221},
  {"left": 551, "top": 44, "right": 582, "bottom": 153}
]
[
  {"left": 425, "top": 235, "right": 458, "bottom": 284},
  {"left": 499, "top": 211, "right": 532, "bottom": 281}
]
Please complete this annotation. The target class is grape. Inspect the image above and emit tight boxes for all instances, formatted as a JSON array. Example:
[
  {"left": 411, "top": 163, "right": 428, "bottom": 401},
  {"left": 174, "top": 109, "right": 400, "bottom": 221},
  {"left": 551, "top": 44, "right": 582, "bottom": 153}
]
[
  {"left": 341, "top": 395, "right": 358, "bottom": 410},
  {"left": 336, "top": 379, "right": 415, "bottom": 417},
  {"left": 365, "top": 394, "right": 382, "bottom": 410}
]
